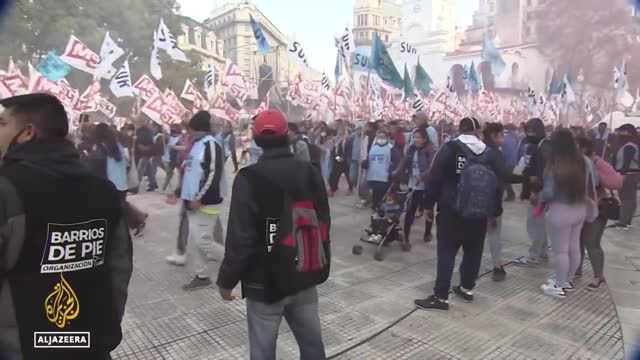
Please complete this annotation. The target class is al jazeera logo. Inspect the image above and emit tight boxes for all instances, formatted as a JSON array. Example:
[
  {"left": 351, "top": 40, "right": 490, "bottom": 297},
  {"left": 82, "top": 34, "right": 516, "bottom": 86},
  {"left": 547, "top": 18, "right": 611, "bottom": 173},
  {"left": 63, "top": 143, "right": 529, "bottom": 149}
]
[{"left": 34, "top": 273, "right": 90, "bottom": 348}]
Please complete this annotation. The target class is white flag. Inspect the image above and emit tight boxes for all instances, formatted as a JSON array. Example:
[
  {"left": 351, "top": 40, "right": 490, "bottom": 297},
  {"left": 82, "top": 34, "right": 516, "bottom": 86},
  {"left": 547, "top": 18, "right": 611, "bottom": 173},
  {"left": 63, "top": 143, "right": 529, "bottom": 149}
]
[
  {"left": 60, "top": 35, "right": 116, "bottom": 79},
  {"left": 585, "top": 101, "right": 593, "bottom": 122},
  {"left": 339, "top": 27, "right": 355, "bottom": 56},
  {"left": 95, "top": 32, "right": 124, "bottom": 79},
  {"left": 399, "top": 41, "right": 419, "bottom": 64},
  {"left": 156, "top": 18, "right": 189, "bottom": 62},
  {"left": 561, "top": 75, "right": 576, "bottom": 105},
  {"left": 151, "top": 32, "right": 163, "bottom": 80},
  {"left": 633, "top": 88, "right": 640, "bottom": 113},
  {"left": 412, "top": 97, "right": 425, "bottom": 112},
  {"left": 204, "top": 64, "right": 215, "bottom": 100},
  {"left": 287, "top": 41, "right": 309, "bottom": 68},
  {"left": 445, "top": 75, "right": 457, "bottom": 104},
  {"left": 321, "top": 73, "right": 332, "bottom": 92},
  {"left": 109, "top": 60, "right": 135, "bottom": 97}
]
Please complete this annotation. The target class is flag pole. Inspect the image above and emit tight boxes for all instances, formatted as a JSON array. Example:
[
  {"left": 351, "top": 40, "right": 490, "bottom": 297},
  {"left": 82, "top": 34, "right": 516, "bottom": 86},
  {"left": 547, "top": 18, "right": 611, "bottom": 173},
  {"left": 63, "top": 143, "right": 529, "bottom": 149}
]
[
  {"left": 355, "top": 68, "right": 372, "bottom": 205},
  {"left": 287, "top": 52, "right": 291, "bottom": 120},
  {"left": 609, "top": 86, "right": 616, "bottom": 130}
]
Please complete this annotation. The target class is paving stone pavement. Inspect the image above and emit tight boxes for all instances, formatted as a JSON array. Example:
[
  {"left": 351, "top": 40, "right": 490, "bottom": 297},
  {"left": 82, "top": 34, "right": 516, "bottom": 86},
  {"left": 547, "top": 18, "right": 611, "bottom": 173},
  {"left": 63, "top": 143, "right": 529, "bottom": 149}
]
[{"left": 111, "top": 176, "right": 637, "bottom": 360}]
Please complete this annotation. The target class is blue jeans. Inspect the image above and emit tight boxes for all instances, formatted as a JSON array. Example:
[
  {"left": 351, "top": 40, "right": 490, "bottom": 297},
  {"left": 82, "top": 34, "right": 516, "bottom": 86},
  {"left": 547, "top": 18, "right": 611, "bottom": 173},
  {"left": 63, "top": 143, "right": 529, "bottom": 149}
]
[
  {"left": 349, "top": 160, "right": 359, "bottom": 186},
  {"left": 321, "top": 150, "right": 331, "bottom": 187},
  {"left": 246, "top": 287, "right": 325, "bottom": 360},
  {"left": 486, "top": 218, "right": 502, "bottom": 261},
  {"left": 527, "top": 204, "right": 548, "bottom": 259}
]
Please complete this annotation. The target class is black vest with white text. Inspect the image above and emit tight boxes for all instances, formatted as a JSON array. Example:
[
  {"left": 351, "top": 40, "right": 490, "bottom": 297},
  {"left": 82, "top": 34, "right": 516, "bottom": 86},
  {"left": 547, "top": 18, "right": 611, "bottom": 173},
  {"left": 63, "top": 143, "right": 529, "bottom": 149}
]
[{"left": 0, "top": 163, "right": 122, "bottom": 359}]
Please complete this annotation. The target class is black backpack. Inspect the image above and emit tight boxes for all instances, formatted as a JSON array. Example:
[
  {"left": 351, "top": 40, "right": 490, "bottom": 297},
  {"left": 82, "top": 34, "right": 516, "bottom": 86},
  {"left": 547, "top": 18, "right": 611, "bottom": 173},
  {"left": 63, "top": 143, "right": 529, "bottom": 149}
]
[
  {"left": 454, "top": 142, "right": 498, "bottom": 219},
  {"left": 244, "top": 165, "right": 331, "bottom": 298}
]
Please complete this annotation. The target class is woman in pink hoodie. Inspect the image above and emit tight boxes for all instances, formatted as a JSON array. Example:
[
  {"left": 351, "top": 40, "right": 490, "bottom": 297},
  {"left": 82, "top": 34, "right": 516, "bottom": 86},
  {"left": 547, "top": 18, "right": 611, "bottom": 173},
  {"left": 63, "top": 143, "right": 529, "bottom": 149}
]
[{"left": 575, "top": 137, "right": 624, "bottom": 290}]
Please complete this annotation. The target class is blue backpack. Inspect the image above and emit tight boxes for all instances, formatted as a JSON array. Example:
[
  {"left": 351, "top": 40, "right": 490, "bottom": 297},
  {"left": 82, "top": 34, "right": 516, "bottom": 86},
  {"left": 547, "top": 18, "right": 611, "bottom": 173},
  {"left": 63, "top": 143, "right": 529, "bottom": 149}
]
[{"left": 454, "top": 142, "right": 497, "bottom": 218}]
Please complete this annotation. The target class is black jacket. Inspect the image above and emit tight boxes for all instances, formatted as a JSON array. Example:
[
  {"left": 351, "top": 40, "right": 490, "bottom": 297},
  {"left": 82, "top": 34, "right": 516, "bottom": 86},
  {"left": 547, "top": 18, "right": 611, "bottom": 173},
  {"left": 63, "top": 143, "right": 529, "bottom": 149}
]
[
  {"left": 0, "top": 140, "right": 132, "bottom": 359},
  {"left": 174, "top": 137, "right": 225, "bottom": 206},
  {"left": 216, "top": 147, "right": 330, "bottom": 302},
  {"left": 330, "top": 135, "right": 353, "bottom": 166},
  {"left": 424, "top": 139, "right": 504, "bottom": 217},
  {"left": 524, "top": 118, "right": 551, "bottom": 193},
  {"left": 484, "top": 140, "right": 526, "bottom": 186},
  {"left": 394, "top": 144, "right": 434, "bottom": 184}
]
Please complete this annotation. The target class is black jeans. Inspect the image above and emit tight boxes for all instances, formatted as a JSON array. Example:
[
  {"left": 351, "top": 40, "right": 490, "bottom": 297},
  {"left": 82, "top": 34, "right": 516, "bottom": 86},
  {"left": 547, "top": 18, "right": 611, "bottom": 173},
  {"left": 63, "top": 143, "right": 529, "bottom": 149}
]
[
  {"left": 329, "top": 160, "right": 353, "bottom": 192},
  {"left": 404, "top": 189, "right": 433, "bottom": 241},
  {"left": 368, "top": 181, "right": 390, "bottom": 209},
  {"left": 433, "top": 209, "right": 488, "bottom": 300}
]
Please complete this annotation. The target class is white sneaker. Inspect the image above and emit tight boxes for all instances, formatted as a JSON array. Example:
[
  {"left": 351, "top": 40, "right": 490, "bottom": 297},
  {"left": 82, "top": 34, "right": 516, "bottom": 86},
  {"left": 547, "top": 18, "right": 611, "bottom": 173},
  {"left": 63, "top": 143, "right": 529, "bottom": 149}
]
[
  {"left": 546, "top": 278, "right": 574, "bottom": 292},
  {"left": 375, "top": 235, "right": 383, "bottom": 242},
  {"left": 541, "top": 282, "right": 567, "bottom": 299},
  {"left": 166, "top": 254, "right": 186, "bottom": 266}
]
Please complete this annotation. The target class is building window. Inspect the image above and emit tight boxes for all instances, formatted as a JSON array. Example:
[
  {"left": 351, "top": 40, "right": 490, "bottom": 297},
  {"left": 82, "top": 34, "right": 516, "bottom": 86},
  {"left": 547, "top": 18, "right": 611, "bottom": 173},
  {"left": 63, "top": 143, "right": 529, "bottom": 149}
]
[
  {"left": 364, "top": 15, "right": 368, "bottom": 26},
  {"left": 527, "top": 0, "right": 533, "bottom": 6},
  {"left": 489, "top": 0, "right": 495, "bottom": 12},
  {"left": 385, "top": 34, "right": 389, "bottom": 42}
]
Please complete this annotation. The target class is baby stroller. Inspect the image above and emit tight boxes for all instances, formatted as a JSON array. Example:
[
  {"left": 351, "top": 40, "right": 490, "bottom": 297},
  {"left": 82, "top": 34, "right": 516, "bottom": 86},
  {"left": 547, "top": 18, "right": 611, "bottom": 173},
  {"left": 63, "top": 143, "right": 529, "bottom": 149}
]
[{"left": 352, "top": 186, "right": 412, "bottom": 261}]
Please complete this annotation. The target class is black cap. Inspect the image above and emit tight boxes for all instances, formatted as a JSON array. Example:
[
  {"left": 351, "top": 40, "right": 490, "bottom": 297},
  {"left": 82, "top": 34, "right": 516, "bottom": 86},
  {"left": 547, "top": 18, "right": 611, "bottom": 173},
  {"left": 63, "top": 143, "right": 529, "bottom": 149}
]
[
  {"left": 189, "top": 110, "right": 211, "bottom": 132},
  {"left": 459, "top": 117, "right": 480, "bottom": 133}
]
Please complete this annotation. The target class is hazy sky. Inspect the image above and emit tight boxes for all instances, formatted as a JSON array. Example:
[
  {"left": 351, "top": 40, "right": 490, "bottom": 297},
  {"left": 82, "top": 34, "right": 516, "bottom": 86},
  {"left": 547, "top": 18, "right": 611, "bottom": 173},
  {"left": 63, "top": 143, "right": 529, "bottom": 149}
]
[{"left": 179, "top": 0, "right": 478, "bottom": 74}]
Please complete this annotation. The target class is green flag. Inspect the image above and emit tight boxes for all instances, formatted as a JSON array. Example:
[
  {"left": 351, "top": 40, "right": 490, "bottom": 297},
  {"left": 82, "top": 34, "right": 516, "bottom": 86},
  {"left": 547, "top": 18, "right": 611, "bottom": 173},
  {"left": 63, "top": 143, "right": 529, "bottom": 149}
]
[
  {"left": 403, "top": 64, "right": 415, "bottom": 99},
  {"left": 414, "top": 59, "right": 433, "bottom": 95},
  {"left": 369, "top": 32, "right": 403, "bottom": 89}
]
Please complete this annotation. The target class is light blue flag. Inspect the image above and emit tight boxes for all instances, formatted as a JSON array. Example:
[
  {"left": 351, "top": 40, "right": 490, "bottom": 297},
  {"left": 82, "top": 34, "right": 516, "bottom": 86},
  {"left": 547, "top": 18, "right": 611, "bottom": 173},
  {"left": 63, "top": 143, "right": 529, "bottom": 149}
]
[
  {"left": 462, "top": 64, "right": 469, "bottom": 89},
  {"left": 249, "top": 14, "right": 270, "bottom": 55},
  {"left": 548, "top": 69, "right": 562, "bottom": 96},
  {"left": 37, "top": 50, "right": 71, "bottom": 81},
  {"left": 369, "top": 32, "right": 403, "bottom": 89},
  {"left": 468, "top": 61, "right": 481, "bottom": 90},
  {"left": 352, "top": 48, "right": 370, "bottom": 72},
  {"left": 334, "top": 49, "right": 342, "bottom": 84},
  {"left": 482, "top": 35, "right": 506, "bottom": 77}
]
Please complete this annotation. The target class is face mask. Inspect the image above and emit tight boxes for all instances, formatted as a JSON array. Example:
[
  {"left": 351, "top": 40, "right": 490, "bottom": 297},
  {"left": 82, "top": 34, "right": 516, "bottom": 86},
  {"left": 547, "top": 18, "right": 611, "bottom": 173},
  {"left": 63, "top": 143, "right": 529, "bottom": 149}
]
[
  {"left": 377, "top": 139, "right": 388, "bottom": 146},
  {"left": 127, "top": 131, "right": 134, "bottom": 137},
  {"left": 321, "top": 132, "right": 327, "bottom": 137},
  {"left": 181, "top": 129, "right": 187, "bottom": 135}
]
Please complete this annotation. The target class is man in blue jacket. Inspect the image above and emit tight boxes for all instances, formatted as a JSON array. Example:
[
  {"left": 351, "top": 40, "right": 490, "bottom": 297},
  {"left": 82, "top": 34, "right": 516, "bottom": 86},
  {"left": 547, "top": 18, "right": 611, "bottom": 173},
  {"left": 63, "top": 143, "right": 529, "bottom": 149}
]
[{"left": 168, "top": 111, "right": 226, "bottom": 291}]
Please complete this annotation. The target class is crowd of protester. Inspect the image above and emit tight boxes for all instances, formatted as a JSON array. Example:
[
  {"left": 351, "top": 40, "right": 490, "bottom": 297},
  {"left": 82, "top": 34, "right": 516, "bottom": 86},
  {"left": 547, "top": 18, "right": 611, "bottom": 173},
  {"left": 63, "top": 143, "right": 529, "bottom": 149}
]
[{"left": 5, "top": 91, "right": 638, "bottom": 359}]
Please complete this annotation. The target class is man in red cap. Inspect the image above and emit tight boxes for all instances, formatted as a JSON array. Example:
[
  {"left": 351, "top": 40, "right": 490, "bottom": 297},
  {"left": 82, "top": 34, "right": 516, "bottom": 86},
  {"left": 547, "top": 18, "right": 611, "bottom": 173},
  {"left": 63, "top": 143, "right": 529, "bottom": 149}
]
[{"left": 217, "top": 109, "right": 330, "bottom": 360}]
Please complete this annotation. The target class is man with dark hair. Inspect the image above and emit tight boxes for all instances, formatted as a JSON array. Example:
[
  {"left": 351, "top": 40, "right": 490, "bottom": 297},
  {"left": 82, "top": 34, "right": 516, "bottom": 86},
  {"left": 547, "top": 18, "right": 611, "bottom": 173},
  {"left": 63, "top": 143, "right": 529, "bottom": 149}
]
[
  {"left": 482, "top": 122, "right": 525, "bottom": 281},
  {"left": 514, "top": 117, "right": 552, "bottom": 266},
  {"left": 167, "top": 110, "right": 226, "bottom": 291},
  {"left": 287, "top": 122, "right": 311, "bottom": 162},
  {"left": 218, "top": 109, "right": 329, "bottom": 360},
  {"left": 594, "top": 122, "right": 610, "bottom": 159},
  {"left": 0, "top": 93, "right": 132, "bottom": 359},
  {"left": 415, "top": 117, "right": 503, "bottom": 311}
]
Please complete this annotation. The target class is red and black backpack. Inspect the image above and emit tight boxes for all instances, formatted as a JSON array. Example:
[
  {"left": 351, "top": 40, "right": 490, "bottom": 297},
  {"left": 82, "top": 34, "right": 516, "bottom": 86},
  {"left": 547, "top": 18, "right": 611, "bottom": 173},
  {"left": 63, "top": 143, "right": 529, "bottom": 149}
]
[{"left": 242, "top": 163, "right": 331, "bottom": 298}]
